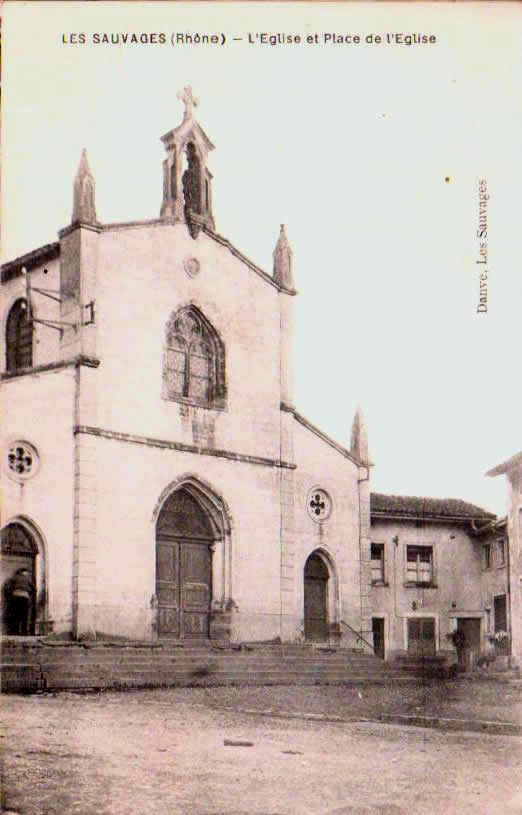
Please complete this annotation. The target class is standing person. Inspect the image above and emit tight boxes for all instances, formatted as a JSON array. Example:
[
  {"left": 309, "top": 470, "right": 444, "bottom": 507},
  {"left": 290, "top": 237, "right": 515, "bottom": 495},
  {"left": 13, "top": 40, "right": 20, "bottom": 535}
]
[
  {"left": 5, "top": 568, "right": 34, "bottom": 635},
  {"left": 453, "top": 628, "right": 467, "bottom": 669}
]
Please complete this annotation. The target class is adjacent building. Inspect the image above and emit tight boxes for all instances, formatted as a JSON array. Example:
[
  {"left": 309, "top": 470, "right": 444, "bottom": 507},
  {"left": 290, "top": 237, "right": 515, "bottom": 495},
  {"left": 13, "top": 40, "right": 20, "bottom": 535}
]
[
  {"left": 487, "top": 452, "right": 522, "bottom": 666},
  {"left": 369, "top": 494, "right": 508, "bottom": 667}
]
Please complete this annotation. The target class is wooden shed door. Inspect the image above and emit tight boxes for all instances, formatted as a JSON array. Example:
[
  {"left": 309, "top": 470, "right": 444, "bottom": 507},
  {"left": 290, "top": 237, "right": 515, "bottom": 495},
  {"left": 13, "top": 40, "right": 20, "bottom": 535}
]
[
  {"left": 304, "top": 554, "right": 329, "bottom": 641},
  {"left": 407, "top": 618, "right": 436, "bottom": 656},
  {"left": 156, "top": 490, "right": 213, "bottom": 639}
]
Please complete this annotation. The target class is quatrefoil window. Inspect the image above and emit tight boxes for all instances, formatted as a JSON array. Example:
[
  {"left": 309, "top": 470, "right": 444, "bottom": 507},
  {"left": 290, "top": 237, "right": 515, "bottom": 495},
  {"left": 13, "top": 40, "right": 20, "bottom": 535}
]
[
  {"left": 6, "top": 441, "right": 39, "bottom": 481},
  {"left": 307, "top": 488, "right": 332, "bottom": 522}
]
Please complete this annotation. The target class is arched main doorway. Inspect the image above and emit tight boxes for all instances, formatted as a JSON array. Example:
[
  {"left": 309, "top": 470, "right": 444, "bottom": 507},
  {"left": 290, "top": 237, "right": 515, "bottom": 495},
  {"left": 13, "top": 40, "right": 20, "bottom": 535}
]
[
  {"left": 1, "top": 523, "right": 38, "bottom": 635},
  {"left": 304, "top": 552, "right": 329, "bottom": 642},
  {"left": 156, "top": 488, "right": 214, "bottom": 639}
]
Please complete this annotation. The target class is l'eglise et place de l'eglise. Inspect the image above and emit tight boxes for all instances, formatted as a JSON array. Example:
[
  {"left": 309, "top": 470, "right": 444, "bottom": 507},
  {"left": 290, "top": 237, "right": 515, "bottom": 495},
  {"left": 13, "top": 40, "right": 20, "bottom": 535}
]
[{"left": 1, "top": 88, "right": 513, "bottom": 675}]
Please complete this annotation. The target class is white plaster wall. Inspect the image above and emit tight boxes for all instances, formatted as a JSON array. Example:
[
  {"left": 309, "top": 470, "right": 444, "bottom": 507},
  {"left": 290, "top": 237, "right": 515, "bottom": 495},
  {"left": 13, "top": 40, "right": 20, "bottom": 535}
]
[
  {"left": 89, "top": 434, "right": 282, "bottom": 641},
  {"left": 292, "top": 418, "right": 362, "bottom": 643},
  {"left": 92, "top": 223, "right": 282, "bottom": 462},
  {"left": 1, "top": 368, "right": 76, "bottom": 631}
]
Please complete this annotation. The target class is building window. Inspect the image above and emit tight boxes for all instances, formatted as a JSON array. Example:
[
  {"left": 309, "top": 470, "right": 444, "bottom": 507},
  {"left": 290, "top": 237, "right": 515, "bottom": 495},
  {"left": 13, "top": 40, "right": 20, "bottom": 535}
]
[
  {"left": 406, "top": 545, "right": 433, "bottom": 586},
  {"left": 370, "top": 543, "right": 385, "bottom": 583},
  {"left": 482, "top": 543, "right": 491, "bottom": 570},
  {"left": 5, "top": 440, "right": 39, "bottom": 482},
  {"left": 6, "top": 299, "right": 33, "bottom": 372},
  {"left": 163, "top": 306, "right": 225, "bottom": 408},
  {"left": 497, "top": 538, "right": 506, "bottom": 567},
  {"left": 306, "top": 488, "right": 332, "bottom": 522}
]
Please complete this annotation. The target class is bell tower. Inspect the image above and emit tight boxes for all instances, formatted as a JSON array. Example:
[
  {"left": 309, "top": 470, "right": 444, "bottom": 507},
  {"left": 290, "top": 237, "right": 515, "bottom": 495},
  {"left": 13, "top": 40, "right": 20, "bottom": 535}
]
[{"left": 160, "top": 86, "right": 215, "bottom": 238}]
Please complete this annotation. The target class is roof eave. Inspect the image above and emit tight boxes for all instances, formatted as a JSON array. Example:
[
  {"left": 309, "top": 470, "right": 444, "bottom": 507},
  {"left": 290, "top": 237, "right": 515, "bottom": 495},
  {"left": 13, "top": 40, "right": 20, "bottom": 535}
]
[
  {"left": 1, "top": 242, "right": 60, "bottom": 283},
  {"left": 371, "top": 511, "right": 496, "bottom": 524}
]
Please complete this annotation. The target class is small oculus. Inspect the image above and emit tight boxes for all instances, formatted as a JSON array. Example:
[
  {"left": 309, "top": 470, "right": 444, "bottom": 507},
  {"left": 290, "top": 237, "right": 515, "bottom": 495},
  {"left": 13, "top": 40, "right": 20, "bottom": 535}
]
[
  {"left": 5, "top": 440, "right": 40, "bottom": 482},
  {"left": 183, "top": 257, "right": 201, "bottom": 278}
]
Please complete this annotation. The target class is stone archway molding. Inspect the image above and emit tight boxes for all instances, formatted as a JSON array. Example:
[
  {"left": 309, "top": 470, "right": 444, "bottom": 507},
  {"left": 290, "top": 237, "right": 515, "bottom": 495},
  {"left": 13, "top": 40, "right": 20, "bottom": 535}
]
[
  {"left": 303, "top": 547, "right": 341, "bottom": 643},
  {"left": 1, "top": 515, "right": 49, "bottom": 635},
  {"left": 152, "top": 474, "right": 235, "bottom": 640}
]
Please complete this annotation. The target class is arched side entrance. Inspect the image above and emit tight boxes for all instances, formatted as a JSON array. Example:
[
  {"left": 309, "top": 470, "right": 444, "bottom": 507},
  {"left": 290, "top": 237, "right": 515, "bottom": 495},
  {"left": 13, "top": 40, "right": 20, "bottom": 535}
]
[
  {"left": 304, "top": 552, "right": 330, "bottom": 642},
  {"left": 1, "top": 523, "right": 39, "bottom": 635},
  {"left": 156, "top": 488, "right": 215, "bottom": 639}
]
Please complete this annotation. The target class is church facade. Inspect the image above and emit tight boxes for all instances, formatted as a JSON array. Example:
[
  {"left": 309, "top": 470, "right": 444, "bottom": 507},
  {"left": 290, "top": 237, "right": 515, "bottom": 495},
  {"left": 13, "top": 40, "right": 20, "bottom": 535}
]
[{"left": 1, "top": 89, "right": 373, "bottom": 646}]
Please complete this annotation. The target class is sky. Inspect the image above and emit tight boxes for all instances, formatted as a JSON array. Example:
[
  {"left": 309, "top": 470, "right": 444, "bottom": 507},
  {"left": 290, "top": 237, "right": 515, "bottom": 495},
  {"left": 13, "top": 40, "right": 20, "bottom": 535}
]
[{"left": 3, "top": 2, "right": 521, "bottom": 514}]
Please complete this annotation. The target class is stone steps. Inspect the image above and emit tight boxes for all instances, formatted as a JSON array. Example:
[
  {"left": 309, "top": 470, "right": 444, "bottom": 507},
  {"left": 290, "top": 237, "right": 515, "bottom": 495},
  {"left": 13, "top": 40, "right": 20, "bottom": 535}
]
[{"left": 0, "top": 640, "right": 421, "bottom": 693}]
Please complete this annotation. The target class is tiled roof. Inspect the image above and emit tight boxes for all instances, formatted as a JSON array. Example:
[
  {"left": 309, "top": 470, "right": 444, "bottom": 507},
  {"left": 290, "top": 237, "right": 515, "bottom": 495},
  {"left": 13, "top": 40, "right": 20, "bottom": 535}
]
[{"left": 371, "top": 493, "right": 495, "bottom": 521}]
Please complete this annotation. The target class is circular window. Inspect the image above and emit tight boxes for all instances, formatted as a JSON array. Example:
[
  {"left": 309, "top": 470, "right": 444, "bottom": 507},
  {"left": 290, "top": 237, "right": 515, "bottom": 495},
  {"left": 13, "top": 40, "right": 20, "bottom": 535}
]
[
  {"left": 6, "top": 441, "right": 39, "bottom": 481},
  {"left": 183, "top": 257, "right": 200, "bottom": 278},
  {"left": 307, "top": 488, "right": 332, "bottom": 522}
]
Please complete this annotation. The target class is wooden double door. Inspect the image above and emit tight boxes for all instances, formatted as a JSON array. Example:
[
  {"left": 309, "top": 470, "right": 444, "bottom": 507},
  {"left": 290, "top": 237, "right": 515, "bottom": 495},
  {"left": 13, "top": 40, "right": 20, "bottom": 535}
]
[{"left": 156, "top": 490, "right": 213, "bottom": 639}]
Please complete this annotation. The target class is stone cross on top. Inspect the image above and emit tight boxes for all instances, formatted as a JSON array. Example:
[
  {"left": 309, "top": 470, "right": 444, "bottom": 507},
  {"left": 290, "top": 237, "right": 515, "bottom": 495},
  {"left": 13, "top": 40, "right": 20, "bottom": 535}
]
[{"left": 177, "top": 86, "right": 199, "bottom": 121}]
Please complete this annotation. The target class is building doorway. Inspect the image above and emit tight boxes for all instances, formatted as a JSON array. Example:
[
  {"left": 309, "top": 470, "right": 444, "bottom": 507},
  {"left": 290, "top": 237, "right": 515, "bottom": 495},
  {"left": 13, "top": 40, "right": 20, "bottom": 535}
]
[
  {"left": 494, "top": 595, "right": 507, "bottom": 633},
  {"left": 372, "top": 617, "right": 385, "bottom": 659},
  {"left": 456, "top": 617, "right": 481, "bottom": 668},
  {"left": 407, "top": 617, "right": 436, "bottom": 656},
  {"left": 304, "top": 553, "right": 329, "bottom": 641},
  {"left": 1, "top": 524, "right": 38, "bottom": 635},
  {"left": 156, "top": 489, "right": 213, "bottom": 639},
  {"left": 494, "top": 596, "right": 509, "bottom": 655}
]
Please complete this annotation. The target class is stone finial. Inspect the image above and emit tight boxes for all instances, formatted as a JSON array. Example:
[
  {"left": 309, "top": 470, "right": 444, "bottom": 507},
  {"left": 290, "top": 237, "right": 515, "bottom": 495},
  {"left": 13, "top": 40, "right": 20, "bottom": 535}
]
[
  {"left": 177, "top": 86, "right": 199, "bottom": 122},
  {"left": 272, "top": 224, "right": 294, "bottom": 290},
  {"left": 72, "top": 149, "right": 97, "bottom": 224},
  {"left": 351, "top": 407, "right": 369, "bottom": 464}
]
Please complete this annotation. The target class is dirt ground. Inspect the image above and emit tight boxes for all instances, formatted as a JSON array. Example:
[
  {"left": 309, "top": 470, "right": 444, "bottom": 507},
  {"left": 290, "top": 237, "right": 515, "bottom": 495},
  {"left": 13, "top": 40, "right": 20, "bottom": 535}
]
[
  {"left": 1, "top": 681, "right": 521, "bottom": 815},
  {"left": 196, "top": 677, "right": 522, "bottom": 724}
]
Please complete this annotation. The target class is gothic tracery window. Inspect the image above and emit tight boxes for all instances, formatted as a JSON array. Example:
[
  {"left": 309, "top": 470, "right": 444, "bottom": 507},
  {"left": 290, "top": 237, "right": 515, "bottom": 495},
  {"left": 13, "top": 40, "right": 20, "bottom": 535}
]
[
  {"left": 163, "top": 307, "right": 225, "bottom": 407},
  {"left": 6, "top": 299, "right": 33, "bottom": 372}
]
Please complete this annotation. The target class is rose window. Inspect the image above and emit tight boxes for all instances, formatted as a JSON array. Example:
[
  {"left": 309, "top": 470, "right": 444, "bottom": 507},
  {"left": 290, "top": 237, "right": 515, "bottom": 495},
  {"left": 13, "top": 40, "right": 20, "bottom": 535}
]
[
  {"left": 6, "top": 442, "right": 39, "bottom": 480},
  {"left": 307, "top": 489, "right": 332, "bottom": 521}
]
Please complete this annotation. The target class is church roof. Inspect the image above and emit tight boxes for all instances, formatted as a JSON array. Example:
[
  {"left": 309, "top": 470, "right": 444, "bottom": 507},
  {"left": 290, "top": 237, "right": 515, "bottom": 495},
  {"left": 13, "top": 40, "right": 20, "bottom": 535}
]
[
  {"left": 161, "top": 118, "right": 215, "bottom": 152},
  {"left": 292, "top": 409, "right": 361, "bottom": 466},
  {"left": 371, "top": 492, "right": 496, "bottom": 522},
  {"left": 1, "top": 242, "right": 60, "bottom": 283}
]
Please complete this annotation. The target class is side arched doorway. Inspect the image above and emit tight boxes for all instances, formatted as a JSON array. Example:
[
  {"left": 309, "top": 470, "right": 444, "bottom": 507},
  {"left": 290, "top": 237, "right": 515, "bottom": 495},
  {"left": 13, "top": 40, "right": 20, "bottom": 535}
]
[
  {"left": 1, "top": 523, "right": 38, "bottom": 635},
  {"left": 304, "top": 552, "right": 329, "bottom": 642},
  {"left": 156, "top": 488, "right": 214, "bottom": 639}
]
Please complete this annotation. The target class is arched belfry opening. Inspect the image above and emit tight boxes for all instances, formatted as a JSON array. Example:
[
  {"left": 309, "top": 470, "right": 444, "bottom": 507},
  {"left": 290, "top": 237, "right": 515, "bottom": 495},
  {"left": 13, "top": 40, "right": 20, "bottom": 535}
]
[
  {"left": 303, "top": 552, "right": 330, "bottom": 642},
  {"left": 156, "top": 489, "right": 214, "bottom": 639},
  {"left": 183, "top": 142, "right": 202, "bottom": 219},
  {"left": 160, "top": 86, "right": 215, "bottom": 237}
]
